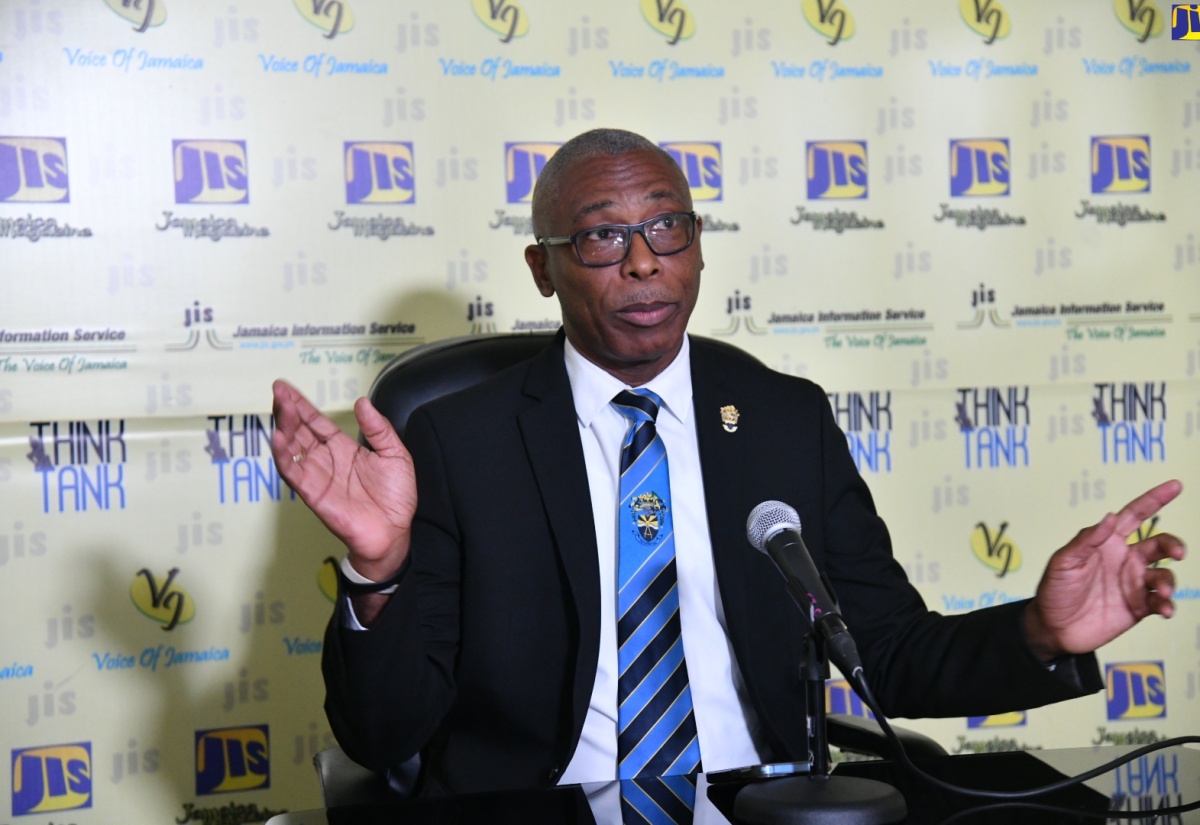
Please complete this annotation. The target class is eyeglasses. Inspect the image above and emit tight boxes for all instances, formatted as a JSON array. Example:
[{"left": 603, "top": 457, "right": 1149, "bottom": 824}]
[{"left": 537, "top": 211, "right": 697, "bottom": 267}]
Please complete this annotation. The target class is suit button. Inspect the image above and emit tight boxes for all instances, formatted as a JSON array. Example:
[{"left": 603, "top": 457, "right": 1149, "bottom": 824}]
[{"left": 546, "top": 766, "right": 562, "bottom": 783}]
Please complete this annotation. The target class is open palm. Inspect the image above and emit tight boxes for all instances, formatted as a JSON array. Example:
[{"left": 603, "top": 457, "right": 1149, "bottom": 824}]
[{"left": 271, "top": 379, "right": 417, "bottom": 576}]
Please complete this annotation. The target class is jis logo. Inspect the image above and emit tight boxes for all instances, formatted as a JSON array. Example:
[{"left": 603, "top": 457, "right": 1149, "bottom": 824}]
[
  {"left": 345, "top": 141, "right": 415, "bottom": 204},
  {"left": 174, "top": 140, "right": 248, "bottom": 205},
  {"left": 1091, "top": 136, "right": 1151, "bottom": 194},
  {"left": 0, "top": 137, "right": 69, "bottom": 203},
  {"left": 505, "top": 142, "right": 559, "bottom": 203},
  {"left": 1174, "top": 4, "right": 1200, "bottom": 39},
  {"left": 950, "top": 139, "right": 1010, "bottom": 197},
  {"left": 661, "top": 141, "right": 722, "bottom": 202},
  {"left": 807, "top": 141, "right": 868, "bottom": 200},
  {"left": 12, "top": 742, "right": 92, "bottom": 815},
  {"left": 1106, "top": 662, "right": 1166, "bottom": 720},
  {"left": 826, "top": 679, "right": 873, "bottom": 718},
  {"left": 967, "top": 712, "right": 1026, "bottom": 728},
  {"left": 195, "top": 725, "right": 270, "bottom": 794}
]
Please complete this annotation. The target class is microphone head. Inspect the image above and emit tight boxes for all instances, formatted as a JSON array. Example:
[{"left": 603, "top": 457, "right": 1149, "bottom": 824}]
[{"left": 746, "top": 500, "right": 802, "bottom": 554}]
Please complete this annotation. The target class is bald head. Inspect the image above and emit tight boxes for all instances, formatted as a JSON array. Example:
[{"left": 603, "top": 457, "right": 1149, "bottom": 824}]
[{"left": 530, "top": 129, "right": 688, "bottom": 238}]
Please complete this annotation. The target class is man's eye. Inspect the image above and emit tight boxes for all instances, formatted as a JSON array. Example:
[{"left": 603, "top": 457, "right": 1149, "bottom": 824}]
[{"left": 583, "top": 227, "right": 621, "bottom": 242}]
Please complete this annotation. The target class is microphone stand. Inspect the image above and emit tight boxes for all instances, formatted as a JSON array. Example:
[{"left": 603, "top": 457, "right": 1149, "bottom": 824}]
[{"left": 732, "top": 633, "right": 907, "bottom": 825}]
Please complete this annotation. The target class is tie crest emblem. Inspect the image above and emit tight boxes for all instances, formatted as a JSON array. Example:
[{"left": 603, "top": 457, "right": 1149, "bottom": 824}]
[{"left": 629, "top": 491, "right": 669, "bottom": 544}]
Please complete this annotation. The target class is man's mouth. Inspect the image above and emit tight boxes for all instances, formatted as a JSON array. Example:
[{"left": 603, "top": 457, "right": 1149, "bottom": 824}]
[{"left": 617, "top": 301, "right": 677, "bottom": 326}]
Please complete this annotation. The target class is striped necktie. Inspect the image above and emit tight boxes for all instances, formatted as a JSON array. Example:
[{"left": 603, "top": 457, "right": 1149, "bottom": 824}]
[
  {"left": 620, "top": 775, "right": 698, "bottom": 825},
  {"left": 612, "top": 388, "right": 702, "bottom": 783}
]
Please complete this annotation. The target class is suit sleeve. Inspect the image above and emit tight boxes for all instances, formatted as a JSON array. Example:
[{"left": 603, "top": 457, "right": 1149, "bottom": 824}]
[
  {"left": 807, "top": 385, "right": 1102, "bottom": 718},
  {"left": 320, "top": 405, "right": 462, "bottom": 771}
]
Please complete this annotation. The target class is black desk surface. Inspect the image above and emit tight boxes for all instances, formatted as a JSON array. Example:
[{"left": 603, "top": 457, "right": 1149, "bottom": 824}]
[{"left": 266, "top": 744, "right": 1200, "bottom": 824}]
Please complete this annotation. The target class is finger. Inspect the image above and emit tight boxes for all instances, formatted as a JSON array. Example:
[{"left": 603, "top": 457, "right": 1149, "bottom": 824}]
[
  {"left": 272, "top": 379, "right": 302, "bottom": 437},
  {"left": 355, "top": 396, "right": 406, "bottom": 459},
  {"left": 1056, "top": 512, "right": 1119, "bottom": 565},
  {"left": 1143, "top": 566, "right": 1176, "bottom": 599},
  {"left": 1143, "top": 584, "right": 1176, "bottom": 619},
  {"left": 1112, "top": 480, "right": 1183, "bottom": 538},
  {"left": 1130, "top": 532, "right": 1187, "bottom": 566}
]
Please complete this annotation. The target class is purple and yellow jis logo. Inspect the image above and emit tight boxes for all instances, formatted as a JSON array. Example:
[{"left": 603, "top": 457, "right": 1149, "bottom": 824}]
[{"left": 629, "top": 491, "right": 669, "bottom": 545}]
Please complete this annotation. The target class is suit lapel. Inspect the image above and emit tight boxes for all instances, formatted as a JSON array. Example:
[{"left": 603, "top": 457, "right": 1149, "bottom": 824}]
[
  {"left": 691, "top": 340, "right": 808, "bottom": 758},
  {"left": 690, "top": 343, "right": 754, "bottom": 630},
  {"left": 516, "top": 335, "right": 602, "bottom": 735}
]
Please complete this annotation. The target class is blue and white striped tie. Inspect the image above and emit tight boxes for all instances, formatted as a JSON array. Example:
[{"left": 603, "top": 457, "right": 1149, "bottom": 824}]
[{"left": 613, "top": 388, "right": 702, "bottom": 783}]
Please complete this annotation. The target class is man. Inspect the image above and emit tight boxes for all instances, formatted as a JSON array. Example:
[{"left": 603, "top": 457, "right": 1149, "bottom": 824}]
[{"left": 270, "top": 128, "right": 1184, "bottom": 796}]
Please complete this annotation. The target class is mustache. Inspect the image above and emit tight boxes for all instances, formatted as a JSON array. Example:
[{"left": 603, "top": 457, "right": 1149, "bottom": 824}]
[{"left": 618, "top": 287, "right": 678, "bottom": 307}]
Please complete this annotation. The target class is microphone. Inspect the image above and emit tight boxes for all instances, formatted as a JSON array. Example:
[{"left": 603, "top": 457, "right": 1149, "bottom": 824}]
[{"left": 746, "top": 500, "right": 864, "bottom": 678}]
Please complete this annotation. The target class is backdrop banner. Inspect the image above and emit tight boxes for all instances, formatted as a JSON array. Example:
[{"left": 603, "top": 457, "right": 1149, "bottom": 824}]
[{"left": 1, "top": 1, "right": 1198, "bottom": 821}]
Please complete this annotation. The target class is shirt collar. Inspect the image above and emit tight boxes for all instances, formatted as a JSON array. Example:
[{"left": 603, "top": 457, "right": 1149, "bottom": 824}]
[{"left": 563, "top": 334, "right": 694, "bottom": 429}]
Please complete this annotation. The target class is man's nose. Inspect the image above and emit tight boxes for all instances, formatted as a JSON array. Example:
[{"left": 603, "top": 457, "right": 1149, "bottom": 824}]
[{"left": 622, "top": 230, "right": 660, "bottom": 278}]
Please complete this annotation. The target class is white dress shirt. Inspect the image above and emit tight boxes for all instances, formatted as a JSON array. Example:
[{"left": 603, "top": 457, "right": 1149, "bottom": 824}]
[{"left": 559, "top": 334, "right": 765, "bottom": 784}]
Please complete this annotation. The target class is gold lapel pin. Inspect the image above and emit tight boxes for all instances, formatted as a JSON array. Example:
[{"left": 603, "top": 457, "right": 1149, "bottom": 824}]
[{"left": 720, "top": 405, "right": 740, "bottom": 433}]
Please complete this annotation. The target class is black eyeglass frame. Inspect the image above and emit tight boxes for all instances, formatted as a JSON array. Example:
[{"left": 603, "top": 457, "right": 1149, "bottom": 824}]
[{"left": 536, "top": 211, "right": 698, "bottom": 268}]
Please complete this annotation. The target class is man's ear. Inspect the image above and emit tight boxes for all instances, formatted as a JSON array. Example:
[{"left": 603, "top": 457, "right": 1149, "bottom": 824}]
[{"left": 525, "top": 244, "right": 555, "bottom": 297}]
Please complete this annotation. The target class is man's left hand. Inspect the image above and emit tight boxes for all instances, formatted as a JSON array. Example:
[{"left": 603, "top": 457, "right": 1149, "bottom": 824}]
[{"left": 1024, "top": 479, "right": 1186, "bottom": 664}]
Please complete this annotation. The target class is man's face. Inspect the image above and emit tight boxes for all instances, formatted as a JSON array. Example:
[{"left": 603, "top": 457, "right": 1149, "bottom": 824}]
[{"left": 525, "top": 149, "right": 703, "bottom": 386}]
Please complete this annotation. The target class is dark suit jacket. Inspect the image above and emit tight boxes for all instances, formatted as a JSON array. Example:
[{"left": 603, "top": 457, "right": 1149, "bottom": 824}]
[{"left": 322, "top": 334, "right": 1101, "bottom": 795}]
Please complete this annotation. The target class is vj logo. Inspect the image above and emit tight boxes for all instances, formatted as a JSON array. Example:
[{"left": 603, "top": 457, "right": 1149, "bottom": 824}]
[
  {"left": 344, "top": 142, "right": 415, "bottom": 204},
  {"left": 1116, "top": 0, "right": 1164, "bottom": 41},
  {"left": 962, "top": 0, "right": 1011, "bottom": 44},
  {"left": 173, "top": 140, "right": 248, "bottom": 204},
  {"left": 807, "top": 141, "right": 868, "bottom": 199},
  {"left": 1091, "top": 136, "right": 1150, "bottom": 194},
  {"left": 643, "top": 0, "right": 694, "bottom": 45},
  {"left": 0, "top": 137, "right": 69, "bottom": 203},
  {"left": 504, "top": 142, "right": 558, "bottom": 203},
  {"left": 970, "top": 521, "right": 1022, "bottom": 577},
  {"left": 949, "top": 139, "right": 1010, "bottom": 197},
  {"left": 299, "top": 0, "right": 352, "bottom": 39},
  {"left": 803, "top": 0, "right": 855, "bottom": 45},
  {"left": 473, "top": 0, "right": 528, "bottom": 42},
  {"left": 132, "top": 568, "right": 193, "bottom": 630}
]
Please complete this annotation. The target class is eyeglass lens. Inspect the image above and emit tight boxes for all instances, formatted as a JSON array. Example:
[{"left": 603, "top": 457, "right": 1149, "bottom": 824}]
[{"left": 576, "top": 213, "right": 693, "bottom": 265}]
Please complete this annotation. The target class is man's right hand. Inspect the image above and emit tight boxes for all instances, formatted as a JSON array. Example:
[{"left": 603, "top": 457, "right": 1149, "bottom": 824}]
[{"left": 270, "top": 379, "right": 417, "bottom": 582}]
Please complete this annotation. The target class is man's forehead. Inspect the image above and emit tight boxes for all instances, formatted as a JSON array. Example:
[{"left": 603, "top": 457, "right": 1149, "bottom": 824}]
[
  {"left": 573, "top": 188, "right": 680, "bottom": 223},
  {"left": 558, "top": 152, "right": 689, "bottom": 225}
]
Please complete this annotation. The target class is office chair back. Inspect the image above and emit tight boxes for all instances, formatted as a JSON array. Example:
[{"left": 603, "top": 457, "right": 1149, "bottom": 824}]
[{"left": 367, "top": 332, "right": 556, "bottom": 439}]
